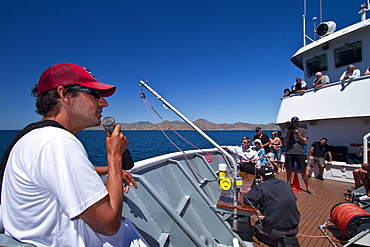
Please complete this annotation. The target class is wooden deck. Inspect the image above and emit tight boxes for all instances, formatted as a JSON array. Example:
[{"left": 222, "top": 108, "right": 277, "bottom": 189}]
[{"left": 252, "top": 172, "right": 354, "bottom": 247}]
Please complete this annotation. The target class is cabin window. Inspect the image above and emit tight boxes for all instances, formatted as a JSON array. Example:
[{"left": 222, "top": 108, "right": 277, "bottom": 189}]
[
  {"left": 306, "top": 54, "right": 327, "bottom": 77},
  {"left": 335, "top": 41, "right": 362, "bottom": 68}
]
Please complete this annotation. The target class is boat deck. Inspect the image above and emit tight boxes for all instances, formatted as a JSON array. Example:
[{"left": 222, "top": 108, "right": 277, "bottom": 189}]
[{"left": 252, "top": 172, "right": 354, "bottom": 247}]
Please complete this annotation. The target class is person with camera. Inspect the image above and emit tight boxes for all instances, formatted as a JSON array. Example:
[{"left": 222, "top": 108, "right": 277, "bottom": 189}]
[{"left": 284, "top": 116, "right": 316, "bottom": 195}]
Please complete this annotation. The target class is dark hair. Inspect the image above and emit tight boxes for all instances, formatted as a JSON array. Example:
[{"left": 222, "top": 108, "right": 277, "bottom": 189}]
[
  {"left": 32, "top": 85, "right": 79, "bottom": 115},
  {"left": 241, "top": 136, "right": 251, "bottom": 142},
  {"left": 321, "top": 137, "right": 328, "bottom": 142}
]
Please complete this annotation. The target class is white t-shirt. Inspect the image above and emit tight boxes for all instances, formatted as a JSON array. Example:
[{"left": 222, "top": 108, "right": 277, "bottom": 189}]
[
  {"left": 226, "top": 146, "right": 259, "bottom": 163},
  {"left": 340, "top": 69, "right": 361, "bottom": 80},
  {"left": 293, "top": 81, "right": 307, "bottom": 91},
  {"left": 1, "top": 127, "right": 134, "bottom": 246}
]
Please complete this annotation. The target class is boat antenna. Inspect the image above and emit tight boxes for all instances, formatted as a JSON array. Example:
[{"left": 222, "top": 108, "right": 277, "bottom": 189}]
[
  {"left": 313, "top": 17, "right": 317, "bottom": 41},
  {"left": 139, "top": 80, "right": 241, "bottom": 231},
  {"left": 303, "top": 0, "right": 307, "bottom": 46},
  {"left": 303, "top": 0, "right": 315, "bottom": 45},
  {"left": 359, "top": 1, "right": 370, "bottom": 21},
  {"left": 319, "top": 0, "right": 323, "bottom": 23}
]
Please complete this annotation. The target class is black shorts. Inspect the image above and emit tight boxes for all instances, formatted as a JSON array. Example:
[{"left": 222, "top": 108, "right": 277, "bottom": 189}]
[
  {"left": 285, "top": 154, "right": 306, "bottom": 170},
  {"left": 239, "top": 162, "right": 256, "bottom": 174}
]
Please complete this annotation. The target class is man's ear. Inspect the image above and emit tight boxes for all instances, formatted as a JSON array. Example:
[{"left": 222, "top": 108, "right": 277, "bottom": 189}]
[{"left": 56, "top": 86, "right": 72, "bottom": 105}]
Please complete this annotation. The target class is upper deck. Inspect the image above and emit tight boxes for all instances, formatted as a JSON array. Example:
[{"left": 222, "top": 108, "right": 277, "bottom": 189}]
[
  {"left": 276, "top": 75, "right": 370, "bottom": 124},
  {"left": 290, "top": 18, "right": 370, "bottom": 86},
  {"left": 276, "top": 75, "right": 370, "bottom": 154},
  {"left": 276, "top": 15, "right": 370, "bottom": 152}
]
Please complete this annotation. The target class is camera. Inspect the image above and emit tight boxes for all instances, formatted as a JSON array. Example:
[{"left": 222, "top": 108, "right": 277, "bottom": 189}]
[{"left": 286, "top": 122, "right": 296, "bottom": 130}]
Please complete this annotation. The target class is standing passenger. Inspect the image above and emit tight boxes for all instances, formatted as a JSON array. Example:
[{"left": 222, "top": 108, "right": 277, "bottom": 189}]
[
  {"left": 281, "top": 88, "right": 291, "bottom": 99},
  {"left": 291, "top": 77, "right": 306, "bottom": 93},
  {"left": 364, "top": 66, "right": 370, "bottom": 76},
  {"left": 312, "top": 72, "right": 330, "bottom": 90},
  {"left": 277, "top": 131, "right": 286, "bottom": 172},
  {"left": 284, "top": 116, "right": 315, "bottom": 195},
  {"left": 270, "top": 131, "right": 283, "bottom": 172},
  {"left": 340, "top": 64, "right": 361, "bottom": 81}
]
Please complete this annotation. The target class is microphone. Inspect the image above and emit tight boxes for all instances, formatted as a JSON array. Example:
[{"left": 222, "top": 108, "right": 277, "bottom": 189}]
[{"left": 102, "top": 117, "right": 134, "bottom": 170}]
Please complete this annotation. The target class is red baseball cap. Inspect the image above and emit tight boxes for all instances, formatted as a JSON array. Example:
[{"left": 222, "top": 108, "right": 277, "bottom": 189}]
[{"left": 36, "top": 63, "right": 116, "bottom": 97}]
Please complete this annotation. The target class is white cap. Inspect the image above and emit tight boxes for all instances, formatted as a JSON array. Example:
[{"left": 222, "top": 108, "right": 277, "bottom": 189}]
[{"left": 253, "top": 139, "right": 262, "bottom": 145}]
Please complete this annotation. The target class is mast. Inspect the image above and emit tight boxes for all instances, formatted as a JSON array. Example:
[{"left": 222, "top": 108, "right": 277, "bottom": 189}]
[
  {"left": 139, "top": 80, "right": 241, "bottom": 231},
  {"left": 303, "top": 0, "right": 307, "bottom": 46},
  {"left": 359, "top": 1, "right": 370, "bottom": 21},
  {"left": 319, "top": 0, "right": 323, "bottom": 23}
]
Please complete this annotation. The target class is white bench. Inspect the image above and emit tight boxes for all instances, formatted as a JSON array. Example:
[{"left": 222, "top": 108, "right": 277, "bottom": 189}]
[{"left": 308, "top": 161, "right": 362, "bottom": 183}]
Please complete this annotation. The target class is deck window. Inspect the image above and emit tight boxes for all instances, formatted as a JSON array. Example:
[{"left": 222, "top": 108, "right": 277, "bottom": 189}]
[
  {"left": 306, "top": 54, "right": 327, "bottom": 77},
  {"left": 335, "top": 41, "right": 362, "bottom": 68}
]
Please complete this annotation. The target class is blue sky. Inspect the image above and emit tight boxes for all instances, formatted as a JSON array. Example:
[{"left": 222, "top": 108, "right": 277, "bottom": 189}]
[{"left": 0, "top": 0, "right": 365, "bottom": 129}]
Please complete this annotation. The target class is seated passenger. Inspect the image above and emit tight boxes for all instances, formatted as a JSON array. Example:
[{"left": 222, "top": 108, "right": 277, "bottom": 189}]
[
  {"left": 221, "top": 137, "right": 260, "bottom": 174},
  {"left": 346, "top": 146, "right": 370, "bottom": 202},
  {"left": 340, "top": 64, "right": 361, "bottom": 81},
  {"left": 306, "top": 138, "right": 332, "bottom": 180},
  {"left": 364, "top": 66, "right": 370, "bottom": 76},
  {"left": 353, "top": 163, "right": 370, "bottom": 202},
  {"left": 291, "top": 77, "right": 306, "bottom": 93},
  {"left": 313, "top": 72, "right": 330, "bottom": 90}
]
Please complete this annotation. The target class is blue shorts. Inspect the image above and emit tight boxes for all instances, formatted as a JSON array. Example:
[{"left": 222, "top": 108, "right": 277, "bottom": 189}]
[
  {"left": 272, "top": 149, "right": 282, "bottom": 162},
  {"left": 285, "top": 154, "right": 307, "bottom": 170}
]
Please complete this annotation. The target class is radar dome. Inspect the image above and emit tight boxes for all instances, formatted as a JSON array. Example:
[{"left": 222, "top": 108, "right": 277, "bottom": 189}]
[{"left": 317, "top": 21, "right": 336, "bottom": 36}]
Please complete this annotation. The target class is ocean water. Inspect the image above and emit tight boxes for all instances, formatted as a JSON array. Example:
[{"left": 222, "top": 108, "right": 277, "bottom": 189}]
[{"left": 0, "top": 129, "right": 275, "bottom": 166}]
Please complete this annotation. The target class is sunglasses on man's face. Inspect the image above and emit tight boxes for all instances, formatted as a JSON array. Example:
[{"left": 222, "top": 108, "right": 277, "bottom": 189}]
[
  {"left": 242, "top": 141, "right": 250, "bottom": 144},
  {"left": 67, "top": 86, "right": 102, "bottom": 99}
]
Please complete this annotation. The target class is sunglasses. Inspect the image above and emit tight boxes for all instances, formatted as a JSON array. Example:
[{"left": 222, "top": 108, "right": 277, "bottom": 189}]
[
  {"left": 242, "top": 141, "right": 250, "bottom": 144},
  {"left": 67, "top": 86, "right": 102, "bottom": 99}
]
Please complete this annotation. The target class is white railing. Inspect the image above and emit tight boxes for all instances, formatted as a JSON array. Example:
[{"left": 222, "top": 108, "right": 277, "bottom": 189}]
[{"left": 363, "top": 132, "right": 370, "bottom": 164}]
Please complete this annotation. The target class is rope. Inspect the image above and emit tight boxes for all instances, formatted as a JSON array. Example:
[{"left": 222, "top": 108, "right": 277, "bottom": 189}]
[
  {"left": 296, "top": 233, "right": 346, "bottom": 243},
  {"left": 331, "top": 202, "right": 370, "bottom": 238}
]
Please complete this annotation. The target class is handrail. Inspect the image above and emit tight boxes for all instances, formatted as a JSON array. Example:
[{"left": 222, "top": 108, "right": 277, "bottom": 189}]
[{"left": 363, "top": 132, "right": 370, "bottom": 164}]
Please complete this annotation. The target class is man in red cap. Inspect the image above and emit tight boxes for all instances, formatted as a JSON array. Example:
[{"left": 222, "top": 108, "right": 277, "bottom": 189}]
[{"left": 1, "top": 63, "right": 147, "bottom": 246}]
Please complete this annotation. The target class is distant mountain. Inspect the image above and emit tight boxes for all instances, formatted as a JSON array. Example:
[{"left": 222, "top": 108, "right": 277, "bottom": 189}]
[{"left": 87, "top": 119, "right": 280, "bottom": 131}]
